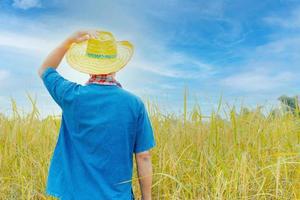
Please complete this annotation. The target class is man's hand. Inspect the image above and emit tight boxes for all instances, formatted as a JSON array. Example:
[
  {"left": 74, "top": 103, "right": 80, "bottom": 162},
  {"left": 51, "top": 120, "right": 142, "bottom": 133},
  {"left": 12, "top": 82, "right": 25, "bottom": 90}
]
[
  {"left": 38, "top": 30, "right": 98, "bottom": 77},
  {"left": 66, "top": 30, "right": 99, "bottom": 45}
]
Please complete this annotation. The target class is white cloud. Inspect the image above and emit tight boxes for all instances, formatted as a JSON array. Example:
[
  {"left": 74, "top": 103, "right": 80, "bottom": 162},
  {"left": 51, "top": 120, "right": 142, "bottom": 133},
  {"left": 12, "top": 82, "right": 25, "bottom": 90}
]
[
  {"left": 264, "top": 6, "right": 300, "bottom": 28},
  {"left": 255, "top": 37, "right": 300, "bottom": 59},
  {"left": 0, "top": 31, "right": 57, "bottom": 54},
  {"left": 131, "top": 52, "right": 215, "bottom": 79},
  {"left": 221, "top": 10, "right": 300, "bottom": 93},
  {"left": 220, "top": 35, "right": 300, "bottom": 92},
  {"left": 221, "top": 70, "right": 295, "bottom": 92},
  {"left": 12, "top": 0, "right": 41, "bottom": 10},
  {"left": 0, "top": 69, "right": 10, "bottom": 81}
]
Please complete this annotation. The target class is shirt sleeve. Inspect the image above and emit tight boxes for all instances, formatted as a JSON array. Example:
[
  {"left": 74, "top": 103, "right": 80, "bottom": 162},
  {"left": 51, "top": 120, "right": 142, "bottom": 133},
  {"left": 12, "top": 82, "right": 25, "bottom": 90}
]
[
  {"left": 133, "top": 101, "right": 156, "bottom": 153},
  {"left": 41, "top": 67, "right": 78, "bottom": 108}
]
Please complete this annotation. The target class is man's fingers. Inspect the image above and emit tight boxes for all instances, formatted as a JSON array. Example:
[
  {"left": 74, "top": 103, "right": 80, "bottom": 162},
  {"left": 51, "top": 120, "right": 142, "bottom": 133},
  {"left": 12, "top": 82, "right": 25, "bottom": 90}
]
[
  {"left": 77, "top": 30, "right": 98, "bottom": 38},
  {"left": 77, "top": 30, "right": 90, "bottom": 36},
  {"left": 76, "top": 34, "right": 90, "bottom": 43},
  {"left": 72, "top": 30, "right": 100, "bottom": 43},
  {"left": 89, "top": 31, "right": 99, "bottom": 39}
]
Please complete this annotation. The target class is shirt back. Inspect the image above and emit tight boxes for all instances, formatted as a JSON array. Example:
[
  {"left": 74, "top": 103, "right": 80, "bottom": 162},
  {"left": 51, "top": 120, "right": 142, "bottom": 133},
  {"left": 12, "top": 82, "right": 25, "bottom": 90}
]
[{"left": 41, "top": 68, "right": 156, "bottom": 200}]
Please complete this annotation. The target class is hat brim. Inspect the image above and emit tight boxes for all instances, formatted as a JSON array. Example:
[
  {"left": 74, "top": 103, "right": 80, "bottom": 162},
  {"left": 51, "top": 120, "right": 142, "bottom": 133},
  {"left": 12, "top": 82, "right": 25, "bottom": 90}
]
[{"left": 66, "top": 40, "right": 133, "bottom": 74}]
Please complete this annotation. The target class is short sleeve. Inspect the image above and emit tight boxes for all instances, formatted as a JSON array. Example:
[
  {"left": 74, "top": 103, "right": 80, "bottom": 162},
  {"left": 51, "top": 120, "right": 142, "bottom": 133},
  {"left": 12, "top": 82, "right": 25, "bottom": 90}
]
[
  {"left": 41, "top": 67, "right": 78, "bottom": 108},
  {"left": 133, "top": 101, "right": 156, "bottom": 153}
]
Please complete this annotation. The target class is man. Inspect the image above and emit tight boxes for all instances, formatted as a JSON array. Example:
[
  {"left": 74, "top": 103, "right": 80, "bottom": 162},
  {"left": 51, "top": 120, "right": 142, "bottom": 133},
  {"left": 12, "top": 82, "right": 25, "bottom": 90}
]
[{"left": 38, "top": 30, "right": 156, "bottom": 200}]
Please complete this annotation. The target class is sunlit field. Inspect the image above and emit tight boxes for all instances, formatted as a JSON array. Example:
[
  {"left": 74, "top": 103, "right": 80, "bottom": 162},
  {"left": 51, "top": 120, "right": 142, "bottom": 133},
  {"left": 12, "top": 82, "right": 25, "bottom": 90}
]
[{"left": 0, "top": 95, "right": 299, "bottom": 200}]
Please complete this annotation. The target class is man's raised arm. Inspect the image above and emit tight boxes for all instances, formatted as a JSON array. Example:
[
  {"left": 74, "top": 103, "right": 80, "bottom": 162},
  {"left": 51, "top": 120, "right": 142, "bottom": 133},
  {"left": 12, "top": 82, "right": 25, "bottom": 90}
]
[{"left": 38, "top": 30, "right": 97, "bottom": 77}]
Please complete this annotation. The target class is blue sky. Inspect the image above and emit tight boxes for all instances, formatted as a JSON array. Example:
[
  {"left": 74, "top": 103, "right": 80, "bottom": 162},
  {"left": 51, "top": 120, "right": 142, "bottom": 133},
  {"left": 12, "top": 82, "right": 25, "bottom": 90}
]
[{"left": 0, "top": 0, "right": 300, "bottom": 117}]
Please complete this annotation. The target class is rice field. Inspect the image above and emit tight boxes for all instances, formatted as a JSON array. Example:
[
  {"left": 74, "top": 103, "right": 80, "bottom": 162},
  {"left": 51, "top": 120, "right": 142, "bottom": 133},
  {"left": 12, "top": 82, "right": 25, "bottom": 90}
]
[{"left": 0, "top": 95, "right": 299, "bottom": 200}]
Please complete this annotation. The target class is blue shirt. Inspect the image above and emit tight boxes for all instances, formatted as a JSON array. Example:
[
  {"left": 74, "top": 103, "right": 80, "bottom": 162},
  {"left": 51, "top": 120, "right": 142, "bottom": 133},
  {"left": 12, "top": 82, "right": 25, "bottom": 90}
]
[{"left": 41, "top": 67, "right": 156, "bottom": 200}]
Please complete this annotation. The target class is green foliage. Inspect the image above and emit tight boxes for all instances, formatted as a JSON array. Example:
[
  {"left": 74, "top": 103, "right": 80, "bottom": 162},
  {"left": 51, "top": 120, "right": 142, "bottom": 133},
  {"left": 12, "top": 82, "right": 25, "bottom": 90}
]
[{"left": 278, "top": 95, "right": 300, "bottom": 116}]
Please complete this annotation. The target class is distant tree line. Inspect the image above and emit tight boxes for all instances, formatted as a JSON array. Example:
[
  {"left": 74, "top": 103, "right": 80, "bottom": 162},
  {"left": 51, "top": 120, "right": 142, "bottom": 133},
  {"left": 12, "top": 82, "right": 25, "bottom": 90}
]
[{"left": 278, "top": 95, "right": 300, "bottom": 116}]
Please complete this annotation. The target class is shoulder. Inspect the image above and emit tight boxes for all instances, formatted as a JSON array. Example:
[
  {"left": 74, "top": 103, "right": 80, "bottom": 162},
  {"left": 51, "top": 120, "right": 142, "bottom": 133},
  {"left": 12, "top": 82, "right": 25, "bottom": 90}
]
[
  {"left": 40, "top": 67, "right": 81, "bottom": 107},
  {"left": 116, "top": 88, "right": 148, "bottom": 118},
  {"left": 118, "top": 88, "right": 145, "bottom": 107}
]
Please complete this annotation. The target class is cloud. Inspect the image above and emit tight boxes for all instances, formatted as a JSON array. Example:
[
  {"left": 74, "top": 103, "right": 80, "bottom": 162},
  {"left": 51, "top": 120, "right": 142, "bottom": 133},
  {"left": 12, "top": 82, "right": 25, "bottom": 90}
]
[
  {"left": 250, "top": 37, "right": 300, "bottom": 71},
  {"left": 12, "top": 0, "right": 41, "bottom": 10},
  {"left": 264, "top": 6, "right": 300, "bottom": 29},
  {"left": 219, "top": 36, "right": 300, "bottom": 92},
  {"left": 221, "top": 5, "right": 300, "bottom": 93},
  {"left": 221, "top": 69, "right": 296, "bottom": 92},
  {"left": 131, "top": 51, "right": 215, "bottom": 79},
  {"left": 0, "top": 30, "right": 58, "bottom": 54},
  {"left": 0, "top": 69, "right": 10, "bottom": 81}
]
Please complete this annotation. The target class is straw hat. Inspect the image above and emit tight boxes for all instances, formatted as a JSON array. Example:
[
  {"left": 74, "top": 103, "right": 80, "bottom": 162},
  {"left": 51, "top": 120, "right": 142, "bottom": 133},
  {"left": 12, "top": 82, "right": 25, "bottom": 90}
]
[{"left": 66, "top": 31, "right": 134, "bottom": 74}]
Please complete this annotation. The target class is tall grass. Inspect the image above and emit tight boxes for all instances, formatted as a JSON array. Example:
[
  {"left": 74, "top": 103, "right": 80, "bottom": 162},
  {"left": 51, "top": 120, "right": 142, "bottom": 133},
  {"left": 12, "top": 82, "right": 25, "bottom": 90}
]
[{"left": 0, "top": 94, "right": 299, "bottom": 200}]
